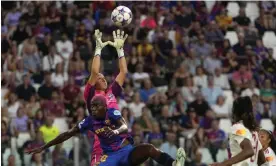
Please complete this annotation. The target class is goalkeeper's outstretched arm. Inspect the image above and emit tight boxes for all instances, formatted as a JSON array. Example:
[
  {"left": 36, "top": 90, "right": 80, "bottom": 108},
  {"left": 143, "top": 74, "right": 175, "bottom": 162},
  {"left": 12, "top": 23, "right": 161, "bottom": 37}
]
[
  {"left": 88, "top": 29, "right": 108, "bottom": 85},
  {"left": 109, "top": 30, "right": 128, "bottom": 86}
]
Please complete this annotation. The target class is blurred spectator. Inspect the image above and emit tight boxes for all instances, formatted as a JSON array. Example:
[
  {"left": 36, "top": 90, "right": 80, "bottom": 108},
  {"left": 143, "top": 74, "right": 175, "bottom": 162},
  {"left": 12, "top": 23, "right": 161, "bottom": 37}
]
[
  {"left": 170, "top": 92, "right": 187, "bottom": 116},
  {"left": 7, "top": 92, "right": 21, "bottom": 118},
  {"left": 11, "top": 107, "right": 29, "bottom": 133},
  {"left": 39, "top": 116, "right": 59, "bottom": 143},
  {"left": 128, "top": 92, "right": 146, "bottom": 118},
  {"left": 254, "top": 39, "right": 268, "bottom": 58},
  {"left": 51, "top": 63, "right": 68, "bottom": 88},
  {"left": 132, "top": 64, "right": 150, "bottom": 88},
  {"left": 233, "top": 33, "right": 246, "bottom": 56},
  {"left": 262, "top": 49, "right": 276, "bottom": 76},
  {"left": 156, "top": 30, "right": 173, "bottom": 58},
  {"left": 203, "top": 48, "right": 222, "bottom": 75},
  {"left": 136, "top": 107, "right": 153, "bottom": 133},
  {"left": 81, "top": 12, "right": 96, "bottom": 32},
  {"left": 222, "top": 50, "right": 238, "bottom": 73},
  {"left": 174, "top": 63, "right": 190, "bottom": 87},
  {"left": 38, "top": 72, "right": 55, "bottom": 100},
  {"left": 15, "top": 74, "right": 36, "bottom": 101},
  {"left": 42, "top": 45, "right": 63, "bottom": 72},
  {"left": 52, "top": 143, "right": 68, "bottom": 166},
  {"left": 137, "top": 39, "right": 153, "bottom": 57},
  {"left": 193, "top": 34, "right": 213, "bottom": 58},
  {"left": 183, "top": 48, "right": 201, "bottom": 75},
  {"left": 141, "top": 13, "right": 157, "bottom": 29},
  {"left": 33, "top": 110, "right": 44, "bottom": 129},
  {"left": 193, "top": 66, "right": 208, "bottom": 89},
  {"left": 213, "top": 68, "right": 230, "bottom": 90},
  {"left": 1, "top": 120, "right": 11, "bottom": 156},
  {"left": 189, "top": 91, "right": 211, "bottom": 117},
  {"left": 215, "top": 9, "right": 233, "bottom": 31},
  {"left": 211, "top": 96, "right": 229, "bottom": 118},
  {"left": 139, "top": 79, "right": 157, "bottom": 103},
  {"left": 206, "top": 119, "right": 226, "bottom": 162},
  {"left": 205, "top": 21, "right": 224, "bottom": 45},
  {"left": 4, "top": 7, "right": 22, "bottom": 29},
  {"left": 241, "top": 80, "right": 260, "bottom": 97},
  {"left": 260, "top": 79, "right": 275, "bottom": 103},
  {"left": 31, "top": 153, "right": 48, "bottom": 166},
  {"left": 7, "top": 154, "right": 16, "bottom": 166},
  {"left": 179, "top": 108, "right": 199, "bottom": 131},
  {"left": 165, "top": 49, "right": 184, "bottom": 79},
  {"left": 11, "top": 18, "right": 31, "bottom": 45},
  {"left": 201, "top": 76, "right": 223, "bottom": 105},
  {"left": 62, "top": 76, "right": 80, "bottom": 104},
  {"left": 148, "top": 121, "right": 163, "bottom": 148},
  {"left": 42, "top": 90, "right": 65, "bottom": 117},
  {"left": 232, "top": 64, "right": 253, "bottom": 90},
  {"left": 150, "top": 65, "right": 168, "bottom": 88},
  {"left": 233, "top": 8, "right": 251, "bottom": 27},
  {"left": 190, "top": 149, "right": 208, "bottom": 166},
  {"left": 56, "top": 32, "right": 73, "bottom": 71},
  {"left": 122, "top": 107, "right": 134, "bottom": 130},
  {"left": 160, "top": 130, "right": 177, "bottom": 159},
  {"left": 181, "top": 77, "right": 198, "bottom": 103}
]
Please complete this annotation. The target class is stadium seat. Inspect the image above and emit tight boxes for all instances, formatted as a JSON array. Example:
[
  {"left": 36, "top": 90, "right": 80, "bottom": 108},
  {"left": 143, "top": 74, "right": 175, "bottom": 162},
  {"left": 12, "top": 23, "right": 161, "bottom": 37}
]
[
  {"left": 222, "top": 90, "right": 234, "bottom": 113},
  {"left": 53, "top": 118, "right": 69, "bottom": 133},
  {"left": 168, "top": 30, "right": 176, "bottom": 47},
  {"left": 245, "top": 2, "right": 259, "bottom": 25},
  {"left": 225, "top": 31, "right": 238, "bottom": 46},
  {"left": 226, "top": 2, "right": 240, "bottom": 17},
  {"left": 216, "top": 148, "right": 228, "bottom": 163},
  {"left": 273, "top": 47, "right": 276, "bottom": 60},
  {"left": 260, "top": 119, "right": 275, "bottom": 131},
  {"left": 16, "top": 133, "right": 31, "bottom": 148},
  {"left": 219, "top": 119, "right": 232, "bottom": 134},
  {"left": 263, "top": 31, "right": 276, "bottom": 48},
  {"left": 3, "top": 148, "right": 11, "bottom": 166},
  {"left": 33, "top": 83, "right": 41, "bottom": 92},
  {"left": 198, "top": 148, "right": 214, "bottom": 164},
  {"left": 205, "top": 1, "right": 216, "bottom": 12}
]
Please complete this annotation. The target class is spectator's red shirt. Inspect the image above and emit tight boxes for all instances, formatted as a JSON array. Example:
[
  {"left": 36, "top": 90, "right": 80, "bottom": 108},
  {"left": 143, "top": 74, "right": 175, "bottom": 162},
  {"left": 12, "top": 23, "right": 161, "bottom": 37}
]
[
  {"left": 62, "top": 85, "right": 80, "bottom": 102},
  {"left": 232, "top": 71, "right": 252, "bottom": 84},
  {"left": 42, "top": 100, "right": 65, "bottom": 117}
]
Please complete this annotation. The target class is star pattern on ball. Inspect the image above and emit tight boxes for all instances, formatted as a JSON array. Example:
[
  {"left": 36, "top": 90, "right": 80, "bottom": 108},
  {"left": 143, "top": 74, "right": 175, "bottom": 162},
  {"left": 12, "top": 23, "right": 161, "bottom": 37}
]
[
  {"left": 112, "top": 15, "right": 117, "bottom": 22},
  {"left": 119, "top": 8, "right": 124, "bottom": 13}
]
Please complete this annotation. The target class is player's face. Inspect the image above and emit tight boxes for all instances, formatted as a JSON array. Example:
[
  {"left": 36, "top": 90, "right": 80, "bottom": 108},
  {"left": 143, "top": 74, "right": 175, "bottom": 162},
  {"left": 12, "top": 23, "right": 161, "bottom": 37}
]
[
  {"left": 90, "top": 102, "right": 106, "bottom": 119},
  {"left": 96, "top": 73, "right": 107, "bottom": 90},
  {"left": 259, "top": 130, "right": 270, "bottom": 148}
]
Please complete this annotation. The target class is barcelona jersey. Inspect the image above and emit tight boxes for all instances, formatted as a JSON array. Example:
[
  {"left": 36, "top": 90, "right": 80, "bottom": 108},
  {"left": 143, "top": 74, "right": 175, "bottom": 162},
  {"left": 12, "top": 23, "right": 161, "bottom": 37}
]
[{"left": 78, "top": 108, "right": 133, "bottom": 153}]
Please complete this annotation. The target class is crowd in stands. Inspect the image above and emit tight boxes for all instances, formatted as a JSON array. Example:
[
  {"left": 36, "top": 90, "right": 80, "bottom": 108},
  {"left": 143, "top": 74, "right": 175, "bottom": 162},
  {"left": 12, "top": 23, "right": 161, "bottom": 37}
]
[{"left": 1, "top": 1, "right": 276, "bottom": 166}]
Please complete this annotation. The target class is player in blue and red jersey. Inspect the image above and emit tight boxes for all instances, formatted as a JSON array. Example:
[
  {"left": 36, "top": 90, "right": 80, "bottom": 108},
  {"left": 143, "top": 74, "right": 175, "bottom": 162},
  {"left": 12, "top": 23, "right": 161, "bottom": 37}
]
[{"left": 26, "top": 95, "right": 186, "bottom": 166}]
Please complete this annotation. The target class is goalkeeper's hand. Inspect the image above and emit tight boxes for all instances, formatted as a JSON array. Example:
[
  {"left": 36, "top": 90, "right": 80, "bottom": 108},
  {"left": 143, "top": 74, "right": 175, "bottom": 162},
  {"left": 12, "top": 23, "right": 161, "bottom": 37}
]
[
  {"left": 94, "top": 29, "right": 108, "bottom": 56},
  {"left": 108, "top": 29, "right": 128, "bottom": 58}
]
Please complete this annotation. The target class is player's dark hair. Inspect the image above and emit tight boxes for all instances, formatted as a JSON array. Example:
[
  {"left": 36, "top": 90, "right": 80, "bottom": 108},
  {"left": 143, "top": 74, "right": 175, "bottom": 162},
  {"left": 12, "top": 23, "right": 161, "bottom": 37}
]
[
  {"left": 262, "top": 129, "right": 276, "bottom": 154},
  {"left": 232, "top": 96, "right": 258, "bottom": 131}
]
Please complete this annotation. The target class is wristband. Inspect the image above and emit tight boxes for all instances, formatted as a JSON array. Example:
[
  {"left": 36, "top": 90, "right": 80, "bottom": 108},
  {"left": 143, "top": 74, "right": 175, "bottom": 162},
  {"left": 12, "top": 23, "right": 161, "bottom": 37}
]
[
  {"left": 114, "top": 130, "right": 119, "bottom": 135},
  {"left": 117, "top": 49, "right": 124, "bottom": 58},
  {"left": 94, "top": 49, "right": 101, "bottom": 56}
]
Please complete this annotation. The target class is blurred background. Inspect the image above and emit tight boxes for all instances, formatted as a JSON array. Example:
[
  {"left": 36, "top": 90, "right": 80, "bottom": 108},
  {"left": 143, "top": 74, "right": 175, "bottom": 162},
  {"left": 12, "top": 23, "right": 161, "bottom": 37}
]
[{"left": 1, "top": 1, "right": 276, "bottom": 166}]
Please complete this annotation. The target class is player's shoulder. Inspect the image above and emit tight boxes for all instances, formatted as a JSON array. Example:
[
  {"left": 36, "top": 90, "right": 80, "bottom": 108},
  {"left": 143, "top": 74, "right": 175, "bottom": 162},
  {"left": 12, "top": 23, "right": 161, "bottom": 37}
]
[
  {"left": 107, "top": 108, "right": 121, "bottom": 116},
  {"left": 231, "top": 122, "right": 248, "bottom": 136},
  {"left": 266, "top": 147, "right": 275, "bottom": 155}
]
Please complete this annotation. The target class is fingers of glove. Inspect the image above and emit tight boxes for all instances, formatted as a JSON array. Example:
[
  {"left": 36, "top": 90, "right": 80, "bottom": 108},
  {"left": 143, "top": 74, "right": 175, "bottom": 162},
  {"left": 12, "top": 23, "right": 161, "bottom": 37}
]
[
  {"left": 123, "top": 34, "right": 128, "bottom": 41},
  {"left": 117, "top": 29, "right": 121, "bottom": 38},
  {"left": 121, "top": 31, "right": 124, "bottom": 39},
  {"left": 102, "top": 41, "right": 109, "bottom": 47},
  {"left": 113, "top": 31, "right": 117, "bottom": 39}
]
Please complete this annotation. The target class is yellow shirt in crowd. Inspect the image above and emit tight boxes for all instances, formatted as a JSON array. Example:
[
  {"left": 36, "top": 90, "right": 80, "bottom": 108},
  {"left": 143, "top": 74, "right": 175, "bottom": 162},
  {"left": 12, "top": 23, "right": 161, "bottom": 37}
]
[{"left": 39, "top": 125, "right": 59, "bottom": 143}]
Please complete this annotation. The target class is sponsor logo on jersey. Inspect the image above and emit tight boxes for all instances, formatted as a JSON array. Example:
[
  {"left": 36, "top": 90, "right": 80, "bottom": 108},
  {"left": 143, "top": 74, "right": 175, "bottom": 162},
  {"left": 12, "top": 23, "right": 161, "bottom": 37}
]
[{"left": 236, "top": 129, "right": 246, "bottom": 136}]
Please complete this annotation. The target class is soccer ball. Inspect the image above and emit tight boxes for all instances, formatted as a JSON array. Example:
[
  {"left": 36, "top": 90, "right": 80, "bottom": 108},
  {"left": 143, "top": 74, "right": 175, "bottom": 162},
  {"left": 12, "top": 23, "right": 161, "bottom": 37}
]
[{"left": 111, "top": 6, "right": 132, "bottom": 27}]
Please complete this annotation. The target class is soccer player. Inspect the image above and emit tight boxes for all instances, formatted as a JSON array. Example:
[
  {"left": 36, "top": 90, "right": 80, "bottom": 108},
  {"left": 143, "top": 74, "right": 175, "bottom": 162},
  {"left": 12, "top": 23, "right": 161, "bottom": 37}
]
[
  {"left": 210, "top": 96, "right": 266, "bottom": 166},
  {"left": 26, "top": 95, "right": 186, "bottom": 166},
  {"left": 83, "top": 29, "right": 129, "bottom": 165},
  {"left": 259, "top": 129, "right": 276, "bottom": 165}
]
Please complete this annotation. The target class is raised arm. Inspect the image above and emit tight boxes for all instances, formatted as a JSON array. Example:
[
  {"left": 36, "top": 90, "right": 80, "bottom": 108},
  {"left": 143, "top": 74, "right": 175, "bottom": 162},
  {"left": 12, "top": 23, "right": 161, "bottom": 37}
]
[
  {"left": 26, "top": 125, "right": 80, "bottom": 154},
  {"left": 88, "top": 30, "right": 108, "bottom": 85},
  {"left": 210, "top": 138, "right": 254, "bottom": 166},
  {"left": 109, "top": 30, "right": 128, "bottom": 86}
]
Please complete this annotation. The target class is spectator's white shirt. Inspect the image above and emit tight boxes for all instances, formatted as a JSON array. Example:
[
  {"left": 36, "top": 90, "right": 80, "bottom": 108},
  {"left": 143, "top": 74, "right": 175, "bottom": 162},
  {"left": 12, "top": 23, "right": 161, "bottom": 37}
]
[
  {"left": 264, "top": 147, "right": 276, "bottom": 166},
  {"left": 128, "top": 102, "right": 145, "bottom": 118},
  {"left": 56, "top": 40, "right": 73, "bottom": 60},
  {"left": 181, "top": 86, "right": 198, "bottom": 103},
  {"left": 160, "top": 142, "right": 177, "bottom": 159},
  {"left": 204, "top": 57, "right": 222, "bottom": 74},
  {"left": 132, "top": 72, "right": 150, "bottom": 88},
  {"left": 117, "top": 98, "right": 127, "bottom": 111},
  {"left": 1, "top": 88, "right": 9, "bottom": 107},
  {"left": 193, "top": 75, "right": 208, "bottom": 88},
  {"left": 211, "top": 104, "right": 229, "bottom": 117},
  {"left": 42, "top": 54, "right": 62, "bottom": 72},
  {"left": 8, "top": 101, "right": 20, "bottom": 118},
  {"left": 214, "top": 74, "right": 230, "bottom": 90},
  {"left": 51, "top": 72, "right": 68, "bottom": 88},
  {"left": 241, "top": 88, "right": 260, "bottom": 98}
]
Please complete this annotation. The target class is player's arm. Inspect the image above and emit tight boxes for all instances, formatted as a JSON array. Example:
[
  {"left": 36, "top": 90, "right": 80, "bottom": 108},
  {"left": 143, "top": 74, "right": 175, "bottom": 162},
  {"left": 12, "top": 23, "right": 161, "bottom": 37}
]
[
  {"left": 211, "top": 138, "right": 254, "bottom": 166},
  {"left": 26, "top": 125, "right": 80, "bottom": 154},
  {"left": 88, "top": 29, "right": 108, "bottom": 85},
  {"left": 106, "top": 118, "right": 128, "bottom": 138},
  {"left": 109, "top": 30, "right": 128, "bottom": 87},
  {"left": 258, "top": 149, "right": 266, "bottom": 166}
]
